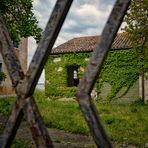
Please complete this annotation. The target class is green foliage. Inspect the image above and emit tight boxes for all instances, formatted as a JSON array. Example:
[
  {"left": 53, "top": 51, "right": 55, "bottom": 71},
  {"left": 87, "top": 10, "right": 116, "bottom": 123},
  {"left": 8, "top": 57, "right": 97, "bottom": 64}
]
[
  {"left": 45, "top": 53, "right": 90, "bottom": 99},
  {"left": 0, "top": 0, "right": 42, "bottom": 44},
  {"left": 0, "top": 98, "right": 14, "bottom": 115},
  {"left": 0, "top": 72, "right": 6, "bottom": 81},
  {"left": 12, "top": 139, "right": 28, "bottom": 148},
  {"left": 45, "top": 49, "right": 148, "bottom": 100},
  {"left": 124, "top": 0, "right": 148, "bottom": 87},
  {"left": 98, "top": 49, "right": 145, "bottom": 100},
  {"left": 124, "top": 0, "right": 148, "bottom": 48}
]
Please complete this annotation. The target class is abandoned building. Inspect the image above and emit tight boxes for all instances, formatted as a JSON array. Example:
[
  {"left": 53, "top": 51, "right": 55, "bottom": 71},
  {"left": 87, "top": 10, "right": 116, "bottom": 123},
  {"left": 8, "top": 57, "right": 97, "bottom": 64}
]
[
  {"left": 0, "top": 38, "right": 28, "bottom": 97},
  {"left": 45, "top": 33, "right": 148, "bottom": 103}
]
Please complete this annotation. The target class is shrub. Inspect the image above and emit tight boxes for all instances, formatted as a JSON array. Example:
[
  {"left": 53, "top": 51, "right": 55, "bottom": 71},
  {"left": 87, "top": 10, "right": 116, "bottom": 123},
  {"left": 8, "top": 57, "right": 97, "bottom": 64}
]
[{"left": 0, "top": 72, "right": 6, "bottom": 81}]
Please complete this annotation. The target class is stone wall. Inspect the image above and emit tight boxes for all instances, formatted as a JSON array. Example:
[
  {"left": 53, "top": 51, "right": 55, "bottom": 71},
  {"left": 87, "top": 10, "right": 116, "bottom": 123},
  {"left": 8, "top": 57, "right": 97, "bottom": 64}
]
[{"left": 99, "top": 80, "right": 139, "bottom": 103}]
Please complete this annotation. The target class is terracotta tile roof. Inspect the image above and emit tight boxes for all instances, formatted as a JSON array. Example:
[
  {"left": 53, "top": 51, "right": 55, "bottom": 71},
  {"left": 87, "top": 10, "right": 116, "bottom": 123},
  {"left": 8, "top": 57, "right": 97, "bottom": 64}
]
[{"left": 52, "top": 32, "right": 131, "bottom": 54}]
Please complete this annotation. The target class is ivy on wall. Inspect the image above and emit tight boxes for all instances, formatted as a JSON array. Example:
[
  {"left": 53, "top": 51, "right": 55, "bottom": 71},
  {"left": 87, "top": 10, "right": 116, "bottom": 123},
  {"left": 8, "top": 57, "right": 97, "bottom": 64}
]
[
  {"left": 45, "top": 53, "right": 90, "bottom": 99},
  {"left": 45, "top": 48, "right": 148, "bottom": 100},
  {"left": 98, "top": 49, "right": 140, "bottom": 100}
]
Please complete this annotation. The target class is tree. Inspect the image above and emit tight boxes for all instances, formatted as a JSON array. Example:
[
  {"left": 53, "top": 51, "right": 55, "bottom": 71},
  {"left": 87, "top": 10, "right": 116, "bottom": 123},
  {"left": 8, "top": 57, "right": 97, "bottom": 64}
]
[
  {"left": 0, "top": 0, "right": 42, "bottom": 44},
  {"left": 124, "top": 0, "right": 148, "bottom": 102}
]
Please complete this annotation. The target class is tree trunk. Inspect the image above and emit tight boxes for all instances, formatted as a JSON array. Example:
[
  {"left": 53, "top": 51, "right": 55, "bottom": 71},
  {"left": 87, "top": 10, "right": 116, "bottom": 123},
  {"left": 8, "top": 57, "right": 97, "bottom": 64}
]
[{"left": 141, "top": 71, "right": 145, "bottom": 102}]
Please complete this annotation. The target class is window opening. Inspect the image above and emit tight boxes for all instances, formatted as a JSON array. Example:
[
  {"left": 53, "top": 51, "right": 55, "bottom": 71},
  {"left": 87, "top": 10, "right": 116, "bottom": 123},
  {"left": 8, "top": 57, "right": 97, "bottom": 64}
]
[{"left": 67, "top": 65, "right": 79, "bottom": 87}]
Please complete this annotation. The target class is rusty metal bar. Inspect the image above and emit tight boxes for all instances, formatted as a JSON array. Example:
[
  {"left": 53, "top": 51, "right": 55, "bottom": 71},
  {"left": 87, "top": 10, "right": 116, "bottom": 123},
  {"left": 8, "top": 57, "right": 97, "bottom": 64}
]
[
  {"left": 16, "top": 0, "right": 73, "bottom": 98},
  {"left": 0, "top": 17, "right": 24, "bottom": 87},
  {"left": 76, "top": 0, "right": 131, "bottom": 147},
  {"left": 1, "top": 97, "right": 53, "bottom": 148},
  {"left": 23, "top": 97, "right": 53, "bottom": 147},
  {"left": 0, "top": 0, "right": 73, "bottom": 147},
  {"left": 0, "top": 17, "right": 25, "bottom": 147},
  {"left": 1, "top": 99, "right": 24, "bottom": 148},
  {"left": 0, "top": 0, "right": 74, "bottom": 147},
  {"left": 0, "top": 17, "right": 53, "bottom": 147}
]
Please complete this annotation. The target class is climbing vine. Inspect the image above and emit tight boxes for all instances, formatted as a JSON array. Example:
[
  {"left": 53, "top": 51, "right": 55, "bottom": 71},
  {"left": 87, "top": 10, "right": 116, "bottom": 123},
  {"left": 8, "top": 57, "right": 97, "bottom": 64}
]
[
  {"left": 45, "top": 53, "right": 90, "bottom": 99},
  {"left": 98, "top": 49, "right": 144, "bottom": 100},
  {"left": 45, "top": 48, "right": 148, "bottom": 100}
]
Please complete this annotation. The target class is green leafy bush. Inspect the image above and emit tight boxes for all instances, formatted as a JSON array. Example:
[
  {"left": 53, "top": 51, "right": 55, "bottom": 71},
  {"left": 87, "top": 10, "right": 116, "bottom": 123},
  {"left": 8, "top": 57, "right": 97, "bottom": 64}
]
[
  {"left": 0, "top": 98, "right": 14, "bottom": 115},
  {"left": 0, "top": 72, "right": 6, "bottom": 81}
]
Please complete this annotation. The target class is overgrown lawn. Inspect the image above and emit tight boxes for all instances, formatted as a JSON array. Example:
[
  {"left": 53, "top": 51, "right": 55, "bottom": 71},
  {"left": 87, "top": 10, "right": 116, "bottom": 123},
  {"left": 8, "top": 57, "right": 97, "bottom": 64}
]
[
  {"left": 35, "top": 91, "right": 148, "bottom": 146},
  {"left": 0, "top": 91, "right": 147, "bottom": 146}
]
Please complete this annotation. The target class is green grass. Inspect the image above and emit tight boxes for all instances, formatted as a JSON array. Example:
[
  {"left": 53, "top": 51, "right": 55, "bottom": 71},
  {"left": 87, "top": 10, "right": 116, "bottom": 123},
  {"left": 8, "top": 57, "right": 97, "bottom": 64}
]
[
  {"left": 34, "top": 91, "right": 148, "bottom": 146},
  {"left": 0, "top": 98, "right": 28, "bottom": 147},
  {"left": 0, "top": 97, "right": 14, "bottom": 116},
  {"left": 35, "top": 91, "right": 89, "bottom": 134},
  {"left": 0, "top": 97, "right": 15, "bottom": 134},
  {"left": 0, "top": 91, "right": 147, "bottom": 146},
  {"left": 12, "top": 139, "right": 28, "bottom": 148},
  {"left": 99, "top": 101, "right": 148, "bottom": 145}
]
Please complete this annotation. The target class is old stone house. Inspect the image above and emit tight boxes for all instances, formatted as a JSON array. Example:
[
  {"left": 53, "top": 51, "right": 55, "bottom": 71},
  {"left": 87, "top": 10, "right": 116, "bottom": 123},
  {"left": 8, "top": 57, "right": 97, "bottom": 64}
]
[
  {"left": 45, "top": 33, "right": 148, "bottom": 103},
  {"left": 0, "top": 38, "right": 28, "bottom": 97}
]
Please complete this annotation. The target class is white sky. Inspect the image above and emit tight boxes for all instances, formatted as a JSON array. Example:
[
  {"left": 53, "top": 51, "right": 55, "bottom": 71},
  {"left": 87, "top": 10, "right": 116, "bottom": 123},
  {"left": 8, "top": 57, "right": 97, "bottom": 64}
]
[{"left": 28, "top": 0, "right": 125, "bottom": 83}]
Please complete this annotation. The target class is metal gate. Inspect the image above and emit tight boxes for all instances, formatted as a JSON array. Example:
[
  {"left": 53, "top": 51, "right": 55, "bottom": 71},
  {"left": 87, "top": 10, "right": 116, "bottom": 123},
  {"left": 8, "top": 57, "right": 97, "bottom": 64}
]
[{"left": 0, "top": 0, "right": 131, "bottom": 147}]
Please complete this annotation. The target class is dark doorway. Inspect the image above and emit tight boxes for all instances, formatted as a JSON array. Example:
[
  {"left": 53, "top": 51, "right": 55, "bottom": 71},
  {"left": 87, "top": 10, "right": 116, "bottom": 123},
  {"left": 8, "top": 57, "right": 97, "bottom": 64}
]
[{"left": 67, "top": 65, "right": 79, "bottom": 87}]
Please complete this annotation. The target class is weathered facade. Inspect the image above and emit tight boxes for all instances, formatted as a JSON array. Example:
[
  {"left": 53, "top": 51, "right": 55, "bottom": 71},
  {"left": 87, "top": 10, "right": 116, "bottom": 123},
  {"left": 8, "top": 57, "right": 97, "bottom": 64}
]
[
  {"left": 45, "top": 33, "right": 148, "bottom": 103},
  {"left": 0, "top": 38, "right": 28, "bottom": 96}
]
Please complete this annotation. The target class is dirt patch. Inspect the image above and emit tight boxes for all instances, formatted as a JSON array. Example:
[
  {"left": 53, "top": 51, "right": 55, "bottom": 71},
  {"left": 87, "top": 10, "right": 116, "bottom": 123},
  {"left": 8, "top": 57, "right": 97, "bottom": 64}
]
[
  {"left": 0, "top": 114, "right": 137, "bottom": 148},
  {"left": 16, "top": 122, "right": 96, "bottom": 148},
  {"left": 0, "top": 114, "right": 95, "bottom": 148}
]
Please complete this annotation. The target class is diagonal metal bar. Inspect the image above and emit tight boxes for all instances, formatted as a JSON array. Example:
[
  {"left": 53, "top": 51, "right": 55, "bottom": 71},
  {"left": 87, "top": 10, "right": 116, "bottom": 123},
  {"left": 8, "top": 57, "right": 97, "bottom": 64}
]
[
  {"left": 23, "top": 97, "right": 53, "bottom": 147},
  {"left": 0, "top": 17, "right": 53, "bottom": 147},
  {"left": 0, "top": 17, "right": 24, "bottom": 87},
  {"left": 76, "top": 0, "right": 131, "bottom": 147},
  {"left": 0, "top": 17, "right": 26, "bottom": 147},
  {"left": 1, "top": 97, "right": 53, "bottom": 148},
  {"left": 0, "top": 0, "right": 73, "bottom": 147},
  {"left": 1, "top": 98, "right": 24, "bottom": 148},
  {"left": 16, "top": 0, "right": 74, "bottom": 98}
]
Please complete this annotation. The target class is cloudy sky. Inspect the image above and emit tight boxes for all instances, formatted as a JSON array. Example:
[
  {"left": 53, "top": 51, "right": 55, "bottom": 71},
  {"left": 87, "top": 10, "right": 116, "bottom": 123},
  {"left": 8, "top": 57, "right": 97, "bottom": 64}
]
[{"left": 28, "top": 0, "right": 124, "bottom": 83}]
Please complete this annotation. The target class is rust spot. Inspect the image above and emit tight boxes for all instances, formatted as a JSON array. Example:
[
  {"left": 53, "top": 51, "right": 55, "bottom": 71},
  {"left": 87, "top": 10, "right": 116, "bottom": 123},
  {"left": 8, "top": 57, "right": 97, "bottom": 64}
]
[
  {"left": 31, "top": 126, "right": 39, "bottom": 137},
  {"left": 2, "top": 29, "right": 9, "bottom": 43},
  {"left": 118, "top": 2, "right": 123, "bottom": 8},
  {"left": 19, "top": 71, "right": 24, "bottom": 79},
  {"left": 91, "top": 61, "right": 97, "bottom": 67},
  {"left": 15, "top": 102, "right": 19, "bottom": 110}
]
